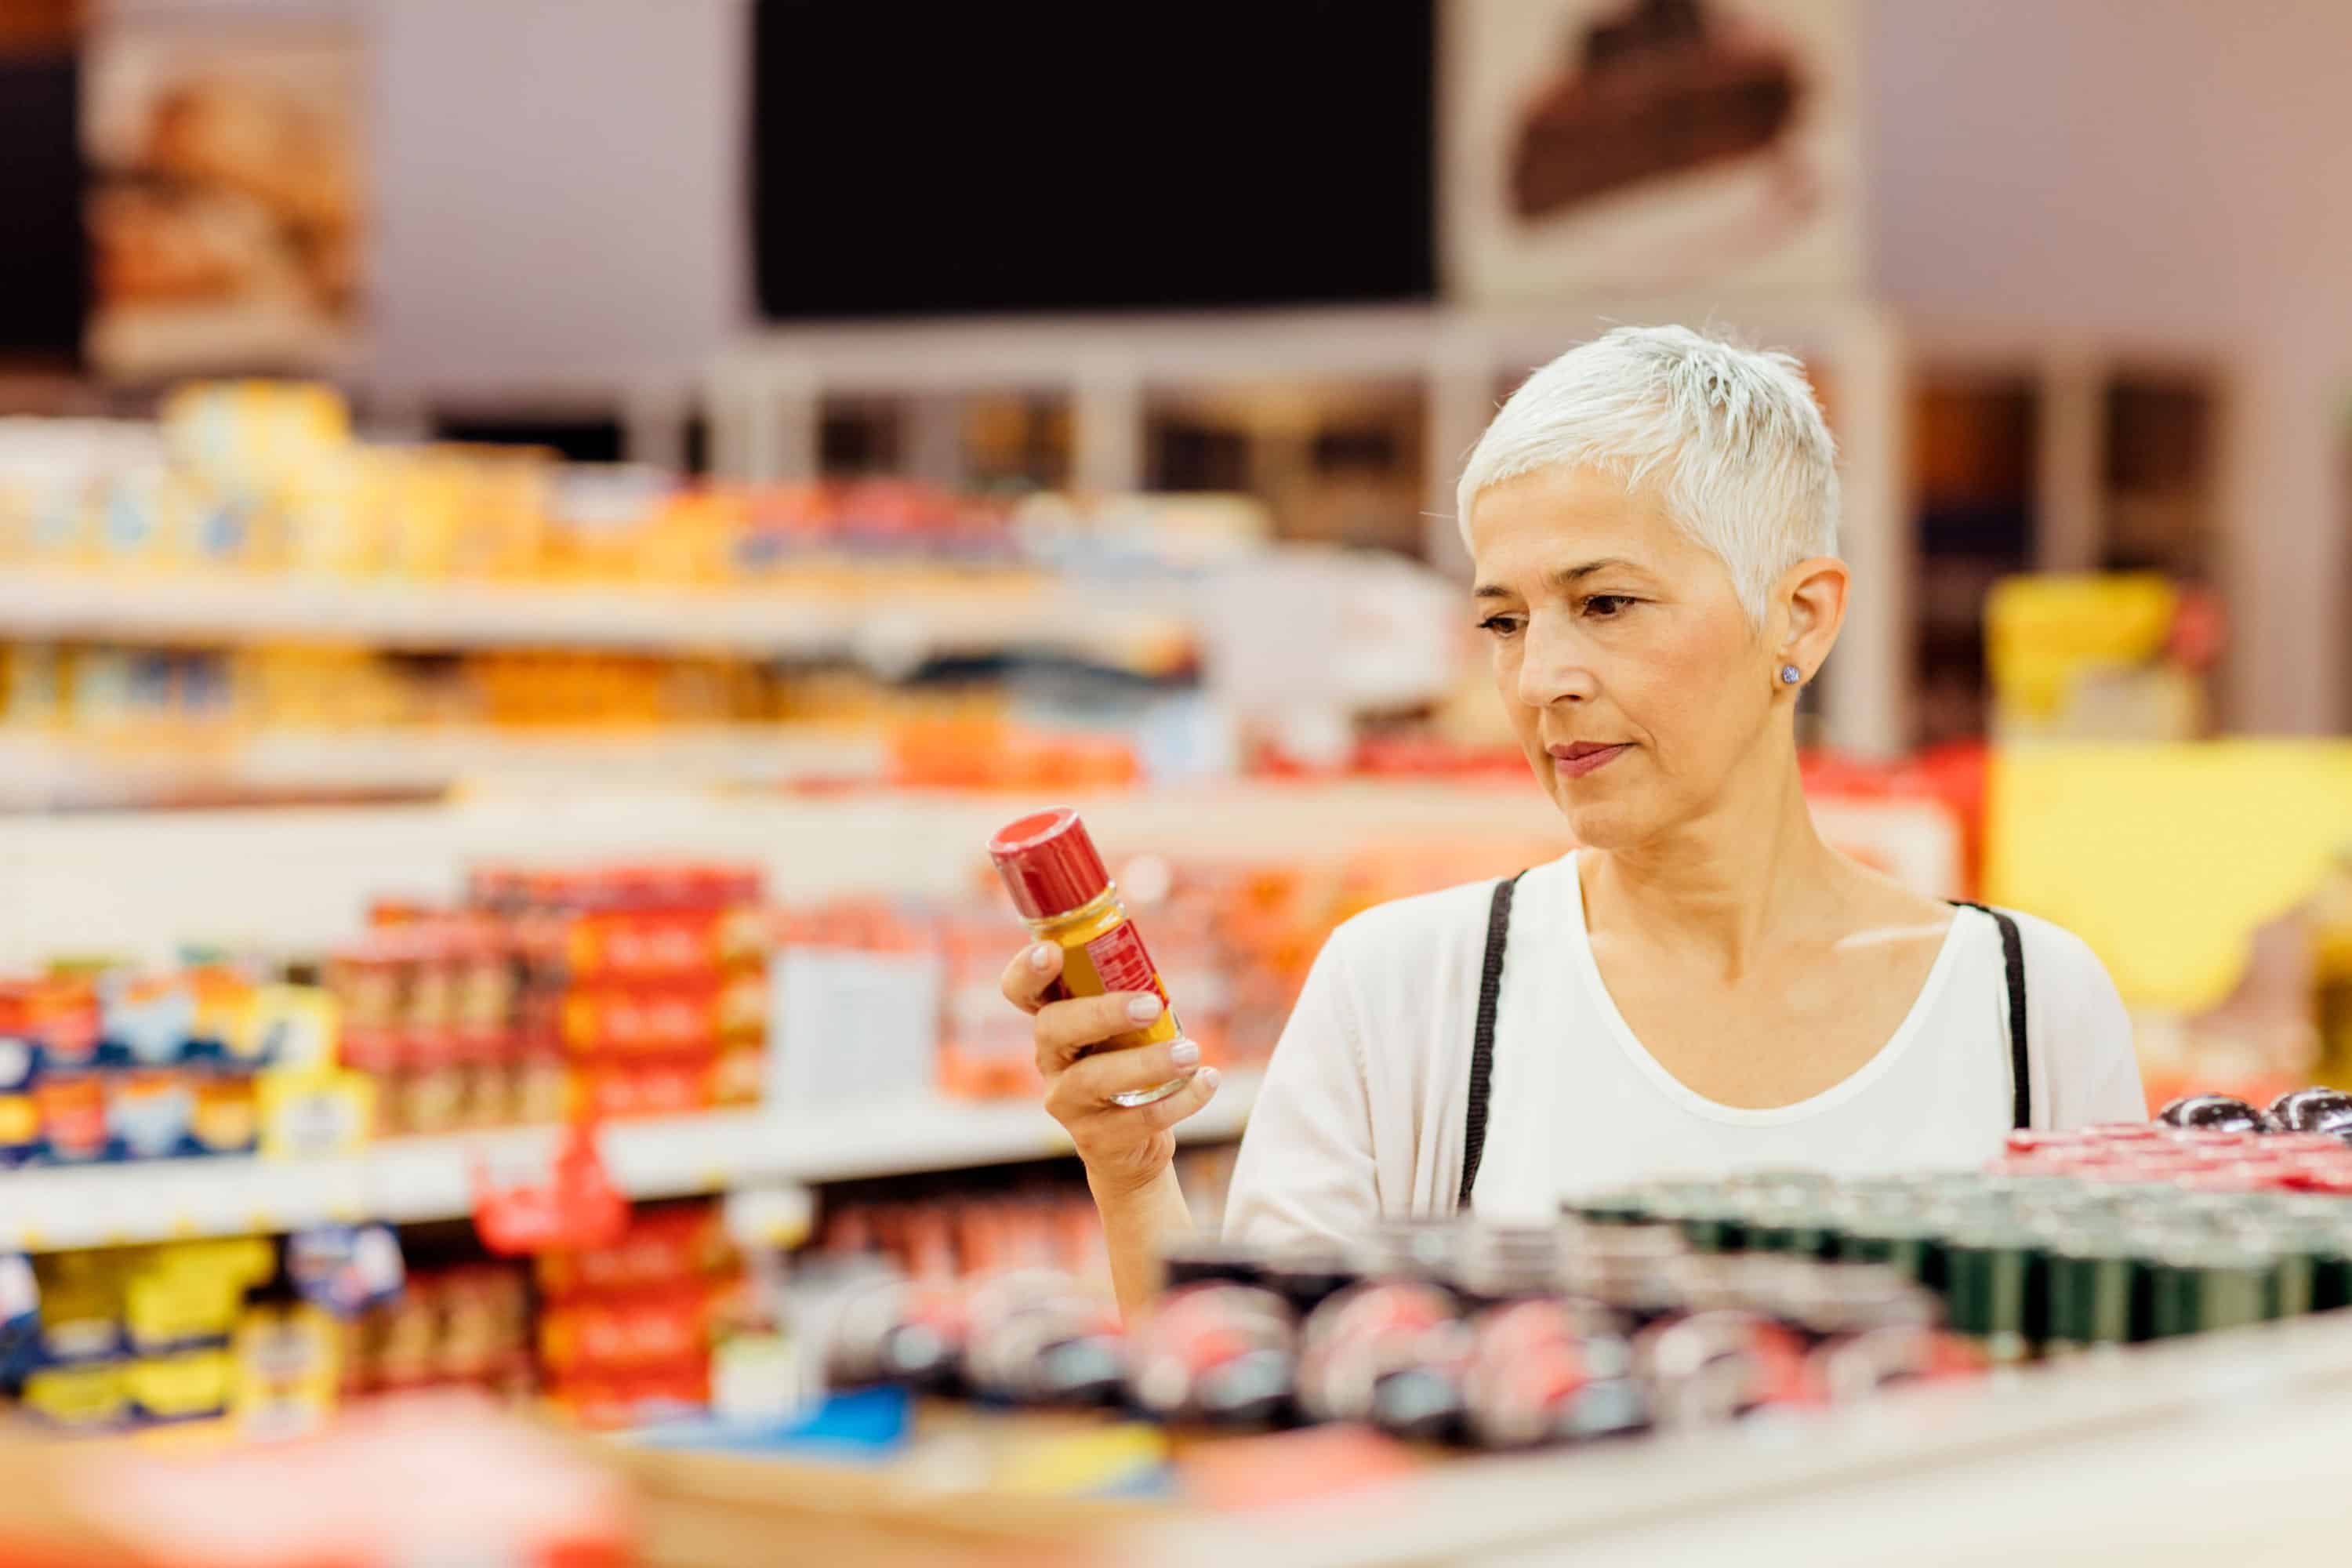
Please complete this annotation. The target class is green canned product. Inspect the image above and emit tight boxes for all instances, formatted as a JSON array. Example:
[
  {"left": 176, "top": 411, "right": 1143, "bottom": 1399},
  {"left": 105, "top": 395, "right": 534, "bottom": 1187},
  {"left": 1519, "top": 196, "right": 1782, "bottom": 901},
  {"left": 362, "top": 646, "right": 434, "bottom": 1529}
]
[
  {"left": 2226, "top": 1223, "right": 2321, "bottom": 1322},
  {"left": 1678, "top": 1207, "right": 1748, "bottom": 1255},
  {"left": 1942, "top": 1227, "right": 2041, "bottom": 1365},
  {"left": 1737, "top": 1198, "right": 1806, "bottom": 1257},
  {"left": 2309, "top": 1230, "right": 2352, "bottom": 1312},
  {"left": 1566, "top": 1189, "right": 1653, "bottom": 1227},
  {"left": 1839, "top": 1212, "right": 1950, "bottom": 1295},
  {"left": 2042, "top": 1232, "right": 2140, "bottom": 1354},
  {"left": 2148, "top": 1243, "right": 2277, "bottom": 1340},
  {"left": 1639, "top": 1185, "right": 1739, "bottom": 1254}
]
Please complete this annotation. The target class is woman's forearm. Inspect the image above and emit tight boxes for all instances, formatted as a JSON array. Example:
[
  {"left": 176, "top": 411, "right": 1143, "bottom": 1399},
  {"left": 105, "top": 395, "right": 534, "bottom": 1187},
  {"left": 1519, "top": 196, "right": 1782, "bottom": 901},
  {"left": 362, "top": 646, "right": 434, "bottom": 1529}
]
[{"left": 1090, "top": 1162, "right": 1196, "bottom": 1320}]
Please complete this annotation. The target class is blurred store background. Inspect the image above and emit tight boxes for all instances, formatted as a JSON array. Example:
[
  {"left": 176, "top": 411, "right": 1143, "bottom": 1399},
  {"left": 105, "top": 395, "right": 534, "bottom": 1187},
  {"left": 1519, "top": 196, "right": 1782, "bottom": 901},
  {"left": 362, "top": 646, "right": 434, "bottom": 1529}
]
[{"left": 0, "top": 0, "right": 2350, "bottom": 1558}]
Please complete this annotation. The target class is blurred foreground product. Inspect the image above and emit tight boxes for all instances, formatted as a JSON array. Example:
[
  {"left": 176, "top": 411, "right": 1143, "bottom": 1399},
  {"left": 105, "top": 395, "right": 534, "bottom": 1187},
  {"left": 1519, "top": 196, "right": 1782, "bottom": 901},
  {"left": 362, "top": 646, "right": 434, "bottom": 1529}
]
[{"left": 0, "top": 1392, "right": 628, "bottom": 1567}]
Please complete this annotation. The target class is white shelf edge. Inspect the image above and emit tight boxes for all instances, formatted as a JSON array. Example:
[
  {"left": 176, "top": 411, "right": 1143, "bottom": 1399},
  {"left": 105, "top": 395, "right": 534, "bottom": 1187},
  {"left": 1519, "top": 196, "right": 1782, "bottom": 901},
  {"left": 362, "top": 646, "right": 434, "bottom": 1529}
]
[
  {"left": 0, "top": 728, "right": 888, "bottom": 806},
  {"left": 0, "top": 1071, "right": 1258, "bottom": 1254},
  {"left": 0, "top": 566, "right": 1191, "bottom": 663}
]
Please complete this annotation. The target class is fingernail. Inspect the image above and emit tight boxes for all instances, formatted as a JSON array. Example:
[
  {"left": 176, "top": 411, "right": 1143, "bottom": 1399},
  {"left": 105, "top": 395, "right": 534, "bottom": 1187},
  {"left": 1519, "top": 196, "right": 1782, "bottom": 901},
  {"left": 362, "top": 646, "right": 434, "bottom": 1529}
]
[
  {"left": 1125, "top": 994, "right": 1164, "bottom": 1024},
  {"left": 1199, "top": 1066, "right": 1221, "bottom": 1094},
  {"left": 1027, "top": 943, "right": 1056, "bottom": 971},
  {"left": 1170, "top": 1038, "right": 1200, "bottom": 1067}
]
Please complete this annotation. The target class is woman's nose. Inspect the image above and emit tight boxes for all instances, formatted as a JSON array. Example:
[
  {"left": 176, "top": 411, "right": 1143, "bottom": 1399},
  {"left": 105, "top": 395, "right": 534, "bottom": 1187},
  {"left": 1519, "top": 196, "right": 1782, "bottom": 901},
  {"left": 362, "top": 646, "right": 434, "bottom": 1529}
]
[{"left": 1516, "top": 621, "right": 1597, "bottom": 707}]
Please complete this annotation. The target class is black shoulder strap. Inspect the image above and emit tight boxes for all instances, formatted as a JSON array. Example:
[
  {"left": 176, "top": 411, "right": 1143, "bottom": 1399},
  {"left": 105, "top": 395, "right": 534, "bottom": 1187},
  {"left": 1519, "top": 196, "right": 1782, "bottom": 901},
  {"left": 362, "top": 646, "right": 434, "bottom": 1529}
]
[
  {"left": 1460, "top": 871, "right": 1526, "bottom": 1210},
  {"left": 1951, "top": 901, "right": 2031, "bottom": 1130}
]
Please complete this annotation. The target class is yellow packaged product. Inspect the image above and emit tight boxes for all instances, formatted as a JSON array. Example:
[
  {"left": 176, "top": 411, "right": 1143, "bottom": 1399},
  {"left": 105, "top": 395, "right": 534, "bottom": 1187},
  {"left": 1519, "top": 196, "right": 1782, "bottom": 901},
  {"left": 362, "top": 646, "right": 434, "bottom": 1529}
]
[
  {"left": 34, "top": 1253, "right": 128, "bottom": 1363},
  {"left": 21, "top": 1360, "right": 129, "bottom": 1429},
  {"left": 125, "top": 1348, "right": 235, "bottom": 1421},
  {"left": 124, "top": 1261, "right": 245, "bottom": 1353},
  {"left": 234, "top": 1301, "right": 342, "bottom": 1439}
]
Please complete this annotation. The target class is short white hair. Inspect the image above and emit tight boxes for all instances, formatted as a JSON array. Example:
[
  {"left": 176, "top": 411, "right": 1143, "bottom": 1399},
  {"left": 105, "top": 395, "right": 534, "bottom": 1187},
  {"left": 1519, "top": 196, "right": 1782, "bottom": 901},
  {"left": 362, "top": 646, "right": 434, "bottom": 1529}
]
[{"left": 1455, "top": 325, "right": 1839, "bottom": 623}]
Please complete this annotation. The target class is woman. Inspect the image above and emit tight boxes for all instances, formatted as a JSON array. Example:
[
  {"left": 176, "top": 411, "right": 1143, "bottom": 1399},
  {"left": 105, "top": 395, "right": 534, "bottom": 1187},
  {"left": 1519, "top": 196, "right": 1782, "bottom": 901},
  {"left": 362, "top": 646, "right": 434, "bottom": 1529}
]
[{"left": 1004, "top": 325, "right": 2145, "bottom": 1316}]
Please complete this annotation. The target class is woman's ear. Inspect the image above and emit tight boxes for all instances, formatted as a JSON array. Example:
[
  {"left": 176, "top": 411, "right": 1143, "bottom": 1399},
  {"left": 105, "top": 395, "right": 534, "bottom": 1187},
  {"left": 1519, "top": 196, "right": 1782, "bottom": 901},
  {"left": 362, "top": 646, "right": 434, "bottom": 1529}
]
[{"left": 1775, "top": 557, "right": 1849, "bottom": 687}]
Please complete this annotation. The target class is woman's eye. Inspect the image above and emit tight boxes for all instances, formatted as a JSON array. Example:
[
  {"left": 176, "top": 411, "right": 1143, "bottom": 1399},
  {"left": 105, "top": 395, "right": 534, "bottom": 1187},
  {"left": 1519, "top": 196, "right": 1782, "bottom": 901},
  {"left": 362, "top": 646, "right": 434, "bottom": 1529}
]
[
  {"left": 1582, "top": 595, "right": 1636, "bottom": 619},
  {"left": 1477, "top": 614, "right": 1524, "bottom": 639}
]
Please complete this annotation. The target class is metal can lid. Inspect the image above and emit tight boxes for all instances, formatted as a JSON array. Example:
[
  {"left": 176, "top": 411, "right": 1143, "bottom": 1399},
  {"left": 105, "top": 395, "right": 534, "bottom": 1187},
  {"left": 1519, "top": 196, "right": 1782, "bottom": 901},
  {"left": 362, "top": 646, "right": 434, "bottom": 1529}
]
[{"left": 987, "top": 808, "right": 1111, "bottom": 920}]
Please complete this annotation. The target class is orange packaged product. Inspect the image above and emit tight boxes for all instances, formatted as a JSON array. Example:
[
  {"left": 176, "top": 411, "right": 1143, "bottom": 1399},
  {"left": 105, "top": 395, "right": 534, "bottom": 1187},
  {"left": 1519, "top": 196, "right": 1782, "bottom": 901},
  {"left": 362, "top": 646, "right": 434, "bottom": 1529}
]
[
  {"left": 564, "top": 909, "right": 727, "bottom": 980},
  {"left": 573, "top": 1055, "right": 715, "bottom": 1121},
  {"left": 34, "top": 1071, "right": 110, "bottom": 1161},
  {"left": 711, "top": 1041, "right": 762, "bottom": 1106},
  {"left": 537, "top": 1283, "right": 713, "bottom": 1377},
  {"left": 536, "top": 1205, "right": 728, "bottom": 1302},
  {"left": 511, "top": 1045, "right": 572, "bottom": 1127},
  {"left": 397, "top": 1023, "right": 466, "bottom": 1138},
  {"left": 25, "top": 976, "right": 102, "bottom": 1071},
  {"left": 561, "top": 973, "right": 764, "bottom": 1058}
]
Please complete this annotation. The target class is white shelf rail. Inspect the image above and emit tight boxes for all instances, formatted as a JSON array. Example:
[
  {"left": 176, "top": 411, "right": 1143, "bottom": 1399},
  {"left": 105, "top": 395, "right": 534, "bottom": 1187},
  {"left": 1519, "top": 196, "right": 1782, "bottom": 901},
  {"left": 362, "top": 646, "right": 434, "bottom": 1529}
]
[{"left": 0, "top": 1071, "right": 1258, "bottom": 1253}]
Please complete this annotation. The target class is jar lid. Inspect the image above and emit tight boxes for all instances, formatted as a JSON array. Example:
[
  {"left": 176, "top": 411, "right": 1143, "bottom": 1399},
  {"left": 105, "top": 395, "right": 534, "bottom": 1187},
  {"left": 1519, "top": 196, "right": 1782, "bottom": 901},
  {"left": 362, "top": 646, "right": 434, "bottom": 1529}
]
[{"left": 988, "top": 808, "right": 1110, "bottom": 920}]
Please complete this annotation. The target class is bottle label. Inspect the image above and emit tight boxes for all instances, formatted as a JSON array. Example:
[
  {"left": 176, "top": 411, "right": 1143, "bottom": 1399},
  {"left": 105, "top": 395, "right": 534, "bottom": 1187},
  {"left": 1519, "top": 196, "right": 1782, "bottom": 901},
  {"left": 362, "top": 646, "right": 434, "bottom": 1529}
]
[
  {"left": 1069, "top": 920, "right": 1181, "bottom": 1047},
  {"left": 1083, "top": 921, "right": 1163, "bottom": 999}
]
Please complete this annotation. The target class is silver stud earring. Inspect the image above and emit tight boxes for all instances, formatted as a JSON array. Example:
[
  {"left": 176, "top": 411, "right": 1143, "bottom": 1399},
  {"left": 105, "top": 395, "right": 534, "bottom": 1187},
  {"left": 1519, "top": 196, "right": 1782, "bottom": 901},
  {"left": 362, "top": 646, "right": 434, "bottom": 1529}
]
[{"left": 1779, "top": 663, "right": 1802, "bottom": 686}]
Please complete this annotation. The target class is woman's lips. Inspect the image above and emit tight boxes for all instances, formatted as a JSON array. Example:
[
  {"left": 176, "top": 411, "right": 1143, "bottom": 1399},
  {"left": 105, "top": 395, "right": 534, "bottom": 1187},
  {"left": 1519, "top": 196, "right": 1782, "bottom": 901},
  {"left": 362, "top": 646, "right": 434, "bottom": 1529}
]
[{"left": 1547, "top": 742, "right": 1630, "bottom": 778}]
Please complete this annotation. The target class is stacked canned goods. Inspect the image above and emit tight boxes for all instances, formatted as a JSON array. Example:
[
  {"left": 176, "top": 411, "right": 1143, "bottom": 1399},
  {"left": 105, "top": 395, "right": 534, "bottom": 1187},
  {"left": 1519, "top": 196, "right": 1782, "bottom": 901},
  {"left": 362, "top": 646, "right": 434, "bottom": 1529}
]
[
  {"left": 1126, "top": 1218, "right": 1962, "bottom": 1449},
  {"left": 1570, "top": 1148, "right": 2352, "bottom": 1367}
]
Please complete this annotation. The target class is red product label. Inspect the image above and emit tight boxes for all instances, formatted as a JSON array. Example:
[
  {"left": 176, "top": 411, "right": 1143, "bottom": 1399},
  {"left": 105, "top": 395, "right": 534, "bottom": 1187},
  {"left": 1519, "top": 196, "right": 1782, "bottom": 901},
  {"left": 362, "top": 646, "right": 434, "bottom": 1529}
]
[{"left": 1083, "top": 922, "right": 1163, "bottom": 999}]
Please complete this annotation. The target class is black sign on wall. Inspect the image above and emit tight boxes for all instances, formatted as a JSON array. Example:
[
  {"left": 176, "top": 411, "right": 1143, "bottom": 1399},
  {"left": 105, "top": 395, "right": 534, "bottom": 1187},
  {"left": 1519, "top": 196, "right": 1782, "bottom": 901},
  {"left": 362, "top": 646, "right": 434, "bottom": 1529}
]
[
  {"left": 750, "top": 0, "right": 1436, "bottom": 321},
  {"left": 0, "top": 49, "right": 85, "bottom": 362}
]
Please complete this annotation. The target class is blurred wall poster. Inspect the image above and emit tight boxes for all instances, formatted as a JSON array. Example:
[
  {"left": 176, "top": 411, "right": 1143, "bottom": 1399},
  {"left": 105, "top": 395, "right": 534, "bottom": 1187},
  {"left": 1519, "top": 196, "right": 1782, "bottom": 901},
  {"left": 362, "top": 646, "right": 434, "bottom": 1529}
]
[
  {"left": 83, "top": 18, "right": 363, "bottom": 379},
  {"left": 1441, "top": 0, "right": 1860, "bottom": 302}
]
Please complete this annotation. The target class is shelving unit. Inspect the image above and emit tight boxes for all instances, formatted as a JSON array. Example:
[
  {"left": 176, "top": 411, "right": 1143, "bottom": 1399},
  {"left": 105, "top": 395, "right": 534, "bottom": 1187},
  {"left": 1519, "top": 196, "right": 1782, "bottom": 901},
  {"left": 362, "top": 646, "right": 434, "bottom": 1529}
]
[
  {"left": 0, "top": 564, "right": 1192, "bottom": 671},
  {"left": 706, "top": 297, "right": 1914, "bottom": 760},
  {"left": 0, "top": 1070, "right": 1261, "bottom": 1253},
  {"left": 0, "top": 728, "right": 887, "bottom": 809}
]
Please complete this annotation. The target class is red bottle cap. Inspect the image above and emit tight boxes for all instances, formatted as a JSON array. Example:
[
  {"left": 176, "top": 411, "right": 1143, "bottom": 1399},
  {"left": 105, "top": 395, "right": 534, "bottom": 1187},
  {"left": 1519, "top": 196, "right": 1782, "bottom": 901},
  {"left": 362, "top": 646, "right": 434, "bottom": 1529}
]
[{"left": 989, "top": 808, "right": 1110, "bottom": 920}]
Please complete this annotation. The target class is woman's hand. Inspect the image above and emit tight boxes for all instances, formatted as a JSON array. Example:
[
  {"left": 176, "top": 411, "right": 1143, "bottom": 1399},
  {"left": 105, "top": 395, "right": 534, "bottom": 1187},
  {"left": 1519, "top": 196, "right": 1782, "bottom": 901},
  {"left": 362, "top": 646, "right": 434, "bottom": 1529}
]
[{"left": 1001, "top": 940, "right": 1222, "bottom": 1197}]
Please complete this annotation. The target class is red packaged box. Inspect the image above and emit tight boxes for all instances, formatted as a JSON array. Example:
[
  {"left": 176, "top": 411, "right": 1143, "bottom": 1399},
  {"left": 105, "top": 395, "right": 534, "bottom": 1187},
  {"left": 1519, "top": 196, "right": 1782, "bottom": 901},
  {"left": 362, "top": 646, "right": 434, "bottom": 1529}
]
[
  {"left": 537, "top": 1207, "right": 731, "bottom": 1302},
  {"left": 573, "top": 1055, "right": 717, "bottom": 1120},
  {"left": 538, "top": 1283, "right": 718, "bottom": 1375},
  {"left": 560, "top": 975, "right": 764, "bottom": 1057}
]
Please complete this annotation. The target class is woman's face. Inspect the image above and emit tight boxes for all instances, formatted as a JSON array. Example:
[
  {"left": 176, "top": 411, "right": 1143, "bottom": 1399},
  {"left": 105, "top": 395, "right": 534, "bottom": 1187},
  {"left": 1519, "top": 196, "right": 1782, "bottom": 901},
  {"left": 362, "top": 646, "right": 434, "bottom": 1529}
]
[{"left": 1468, "top": 464, "right": 1779, "bottom": 848}]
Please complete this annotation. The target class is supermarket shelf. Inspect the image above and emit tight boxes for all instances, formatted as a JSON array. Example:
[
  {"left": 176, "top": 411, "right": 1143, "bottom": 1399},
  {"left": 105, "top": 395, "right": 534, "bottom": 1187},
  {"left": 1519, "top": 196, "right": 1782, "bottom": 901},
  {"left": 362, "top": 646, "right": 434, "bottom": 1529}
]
[
  {"left": 0, "top": 565, "right": 1191, "bottom": 668},
  {"left": 0, "top": 728, "right": 887, "bottom": 808},
  {"left": 1138, "top": 1308, "right": 2352, "bottom": 1567},
  {"left": 0, "top": 1071, "right": 1259, "bottom": 1253}
]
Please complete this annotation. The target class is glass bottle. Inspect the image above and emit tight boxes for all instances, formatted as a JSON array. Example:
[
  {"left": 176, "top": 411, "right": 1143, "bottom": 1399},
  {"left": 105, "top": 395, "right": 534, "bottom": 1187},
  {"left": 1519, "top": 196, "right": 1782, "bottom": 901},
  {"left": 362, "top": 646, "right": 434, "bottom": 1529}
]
[{"left": 989, "top": 808, "right": 1186, "bottom": 1107}]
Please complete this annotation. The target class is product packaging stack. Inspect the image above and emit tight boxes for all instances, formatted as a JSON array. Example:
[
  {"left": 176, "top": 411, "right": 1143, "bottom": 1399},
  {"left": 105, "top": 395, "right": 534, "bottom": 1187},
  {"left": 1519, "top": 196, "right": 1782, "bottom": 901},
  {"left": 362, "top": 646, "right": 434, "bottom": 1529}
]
[{"left": 535, "top": 1200, "right": 745, "bottom": 1428}]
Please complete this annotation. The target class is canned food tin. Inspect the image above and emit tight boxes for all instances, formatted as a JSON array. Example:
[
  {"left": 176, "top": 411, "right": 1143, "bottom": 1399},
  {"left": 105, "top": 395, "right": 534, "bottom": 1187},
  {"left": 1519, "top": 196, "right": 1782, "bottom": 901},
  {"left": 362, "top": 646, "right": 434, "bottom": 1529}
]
[
  {"left": 2147, "top": 1243, "right": 2277, "bottom": 1339},
  {"left": 1838, "top": 1214, "right": 1950, "bottom": 1294},
  {"left": 1941, "top": 1227, "right": 2041, "bottom": 1364},
  {"left": 2042, "top": 1232, "right": 2140, "bottom": 1353}
]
